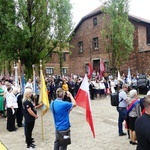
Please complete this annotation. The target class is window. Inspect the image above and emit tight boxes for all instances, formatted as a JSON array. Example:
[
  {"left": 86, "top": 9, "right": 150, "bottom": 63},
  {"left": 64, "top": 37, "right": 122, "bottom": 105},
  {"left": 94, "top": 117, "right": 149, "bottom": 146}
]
[
  {"left": 45, "top": 67, "right": 54, "bottom": 75},
  {"left": 62, "top": 53, "right": 66, "bottom": 61},
  {"left": 62, "top": 68, "right": 67, "bottom": 74},
  {"left": 146, "top": 27, "right": 150, "bottom": 44},
  {"left": 93, "top": 18, "right": 97, "bottom": 26},
  {"left": 78, "top": 41, "right": 83, "bottom": 53},
  {"left": 93, "top": 37, "right": 99, "bottom": 50}
]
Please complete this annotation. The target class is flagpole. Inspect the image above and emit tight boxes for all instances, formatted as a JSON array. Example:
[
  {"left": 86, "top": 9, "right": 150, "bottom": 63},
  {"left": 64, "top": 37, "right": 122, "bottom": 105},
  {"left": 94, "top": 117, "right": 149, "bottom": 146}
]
[
  {"left": 40, "top": 60, "right": 44, "bottom": 141},
  {"left": 14, "top": 64, "right": 18, "bottom": 87},
  {"left": 32, "top": 64, "right": 36, "bottom": 105},
  {"left": 18, "top": 59, "right": 22, "bottom": 94},
  {"left": 17, "top": 50, "right": 21, "bottom": 92}
]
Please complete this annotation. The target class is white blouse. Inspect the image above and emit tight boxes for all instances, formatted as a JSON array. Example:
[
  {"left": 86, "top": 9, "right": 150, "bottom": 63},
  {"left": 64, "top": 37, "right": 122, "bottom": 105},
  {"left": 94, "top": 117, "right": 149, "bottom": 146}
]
[{"left": 6, "top": 93, "right": 18, "bottom": 108}]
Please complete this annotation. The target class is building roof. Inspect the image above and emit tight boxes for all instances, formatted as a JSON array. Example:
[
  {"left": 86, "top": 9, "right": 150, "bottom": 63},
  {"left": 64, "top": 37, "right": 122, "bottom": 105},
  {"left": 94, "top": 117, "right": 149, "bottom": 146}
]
[{"left": 73, "top": 5, "right": 150, "bottom": 32}]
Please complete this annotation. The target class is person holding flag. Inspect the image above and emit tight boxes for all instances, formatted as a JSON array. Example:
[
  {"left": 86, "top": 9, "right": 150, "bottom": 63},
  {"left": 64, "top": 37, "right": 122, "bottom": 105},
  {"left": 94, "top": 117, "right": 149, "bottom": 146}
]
[
  {"left": 22, "top": 88, "right": 38, "bottom": 149},
  {"left": 51, "top": 88, "right": 76, "bottom": 150}
]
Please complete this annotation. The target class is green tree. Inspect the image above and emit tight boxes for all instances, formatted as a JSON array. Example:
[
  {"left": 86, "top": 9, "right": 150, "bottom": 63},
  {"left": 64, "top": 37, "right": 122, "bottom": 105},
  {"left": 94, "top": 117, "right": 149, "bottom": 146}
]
[
  {"left": 0, "top": 0, "right": 18, "bottom": 74},
  {"left": 0, "top": 0, "right": 73, "bottom": 77},
  {"left": 52, "top": 0, "right": 73, "bottom": 75},
  {"left": 101, "top": 0, "right": 134, "bottom": 75}
]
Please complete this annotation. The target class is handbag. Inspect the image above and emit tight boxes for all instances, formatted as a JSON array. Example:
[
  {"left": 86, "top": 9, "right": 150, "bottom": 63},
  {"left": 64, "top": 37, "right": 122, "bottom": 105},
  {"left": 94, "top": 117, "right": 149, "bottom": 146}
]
[
  {"left": 52, "top": 101, "right": 71, "bottom": 146},
  {"left": 57, "top": 129, "right": 71, "bottom": 146}
]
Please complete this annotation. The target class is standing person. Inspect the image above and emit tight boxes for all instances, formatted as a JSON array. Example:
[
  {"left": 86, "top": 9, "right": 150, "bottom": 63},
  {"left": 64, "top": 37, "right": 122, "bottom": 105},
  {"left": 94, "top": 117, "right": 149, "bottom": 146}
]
[
  {"left": 3, "top": 81, "right": 12, "bottom": 118},
  {"left": 99, "top": 79, "right": 105, "bottom": 98},
  {"left": 68, "top": 78, "right": 75, "bottom": 98},
  {"left": 131, "top": 76, "right": 138, "bottom": 90},
  {"left": 94, "top": 79, "right": 100, "bottom": 99},
  {"left": 114, "top": 77, "right": 119, "bottom": 91},
  {"left": 139, "top": 90, "right": 150, "bottom": 114},
  {"left": 135, "top": 95, "right": 150, "bottom": 150},
  {"left": 89, "top": 80, "right": 95, "bottom": 100},
  {"left": 62, "top": 79, "right": 70, "bottom": 102},
  {"left": 110, "top": 78, "right": 116, "bottom": 93},
  {"left": 22, "top": 88, "right": 38, "bottom": 149},
  {"left": 0, "top": 80, "right": 4, "bottom": 118},
  {"left": 127, "top": 89, "right": 141, "bottom": 145},
  {"left": 15, "top": 87, "right": 24, "bottom": 128},
  {"left": 6, "top": 87, "right": 18, "bottom": 132},
  {"left": 62, "top": 79, "right": 69, "bottom": 92},
  {"left": 117, "top": 83, "right": 128, "bottom": 136},
  {"left": 74, "top": 78, "right": 81, "bottom": 96},
  {"left": 51, "top": 88, "right": 76, "bottom": 150},
  {"left": 25, "top": 78, "right": 33, "bottom": 91}
]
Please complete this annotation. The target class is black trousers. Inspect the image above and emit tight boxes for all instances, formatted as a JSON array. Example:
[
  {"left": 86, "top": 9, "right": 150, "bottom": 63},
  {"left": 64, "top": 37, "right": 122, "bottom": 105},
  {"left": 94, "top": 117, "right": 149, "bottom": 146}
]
[
  {"left": 7, "top": 108, "right": 16, "bottom": 131},
  {"left": 25, "top": 121, "right": 35, "bottom": 147},
  {"left": 54, "top": 129, "right": 71, "bottom": 150},
  {"left": 16, "top": 95, "right": 23, "bottom": 127},
  {"left": 16, "top": 108, "right": 23, "bottom": 127}
]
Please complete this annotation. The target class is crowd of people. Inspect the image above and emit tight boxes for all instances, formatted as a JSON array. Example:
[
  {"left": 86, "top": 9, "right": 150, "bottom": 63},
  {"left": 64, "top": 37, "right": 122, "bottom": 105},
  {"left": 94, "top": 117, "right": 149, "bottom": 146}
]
[
  {"left": 0, "top": 71, "right": 150, "bottom": 150},
  {"left": 116, "top": 85, "right": 150, "bottom": 150}
]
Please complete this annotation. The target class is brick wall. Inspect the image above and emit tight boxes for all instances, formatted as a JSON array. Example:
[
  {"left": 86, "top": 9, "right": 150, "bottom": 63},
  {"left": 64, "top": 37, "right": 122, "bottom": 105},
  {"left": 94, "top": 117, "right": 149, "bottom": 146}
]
[
  {"left": 44, "top": 12, "right": 150, "bottom": 76},
  {"left": 69, "top": 13, "right": 109, "bottom": 76},
  {"left": 69, "top": 13, "right": 150, "bottom": 76}
]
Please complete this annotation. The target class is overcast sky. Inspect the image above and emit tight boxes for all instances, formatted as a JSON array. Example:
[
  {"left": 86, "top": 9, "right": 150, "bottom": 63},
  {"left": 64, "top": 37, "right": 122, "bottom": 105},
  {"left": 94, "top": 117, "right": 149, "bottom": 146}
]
[{"left": 70, "top": 0, "right": 150, "bottom": 25}]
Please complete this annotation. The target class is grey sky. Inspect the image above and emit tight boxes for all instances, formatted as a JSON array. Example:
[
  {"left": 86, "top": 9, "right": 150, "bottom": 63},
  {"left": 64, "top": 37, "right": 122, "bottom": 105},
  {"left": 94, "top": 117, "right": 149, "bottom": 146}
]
[{"left": 71, "top": 0, "right": 150, "bottom": 25}]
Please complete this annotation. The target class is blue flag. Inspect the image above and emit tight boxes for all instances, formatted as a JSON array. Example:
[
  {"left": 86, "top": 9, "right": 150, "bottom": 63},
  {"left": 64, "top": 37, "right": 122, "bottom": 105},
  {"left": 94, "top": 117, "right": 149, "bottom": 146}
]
[{"left": 21, "top": 74, "right": 26, "bottom": 94}]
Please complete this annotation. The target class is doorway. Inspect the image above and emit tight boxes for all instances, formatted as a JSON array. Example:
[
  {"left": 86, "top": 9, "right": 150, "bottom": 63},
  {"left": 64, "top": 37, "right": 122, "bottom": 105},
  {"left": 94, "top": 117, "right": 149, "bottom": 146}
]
[{"left": 93, "top": 59, "right": 100, "bottom": 73}]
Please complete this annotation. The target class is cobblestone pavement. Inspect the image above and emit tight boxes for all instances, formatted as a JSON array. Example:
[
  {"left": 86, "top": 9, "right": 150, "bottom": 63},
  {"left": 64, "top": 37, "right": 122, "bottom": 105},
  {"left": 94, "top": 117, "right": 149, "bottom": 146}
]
[{"left": 0, "top": 96, "right": 137, "bottom": 150}]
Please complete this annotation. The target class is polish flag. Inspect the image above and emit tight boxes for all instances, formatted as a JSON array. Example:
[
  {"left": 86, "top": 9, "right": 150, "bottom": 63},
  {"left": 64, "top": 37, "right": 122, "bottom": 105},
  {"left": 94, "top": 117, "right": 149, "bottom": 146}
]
[
  {"left": 87, "top": 63, "right": 93, "bottom": 79},
  {"left": 75, "top": 75, "right": 95, "bottom": 138}
]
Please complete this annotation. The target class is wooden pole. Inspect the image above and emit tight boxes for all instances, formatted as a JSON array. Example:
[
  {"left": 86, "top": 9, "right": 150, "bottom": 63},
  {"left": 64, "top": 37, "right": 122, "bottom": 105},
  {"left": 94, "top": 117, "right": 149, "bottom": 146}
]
[
  {"left": 18, "top": 59, "right": 22, "bottom": 94},
  {"left": 40, "top": 60, "right": 44, "bottom": 141},
  {"left": 32, "top": 64, "right": 36, "bottom": 105},
  {"left": 14, "top": 65, "right": 18, "bottom": 87},
  {"left": 41, "top": 111, "right": 44, "bottom": 141}
]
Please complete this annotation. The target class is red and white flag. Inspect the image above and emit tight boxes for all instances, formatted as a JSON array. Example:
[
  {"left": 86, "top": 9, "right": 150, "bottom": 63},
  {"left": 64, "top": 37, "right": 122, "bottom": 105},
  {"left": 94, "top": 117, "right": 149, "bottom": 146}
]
[
  {"left": 75, "top": 75, "right": 95, "bottom": 138},
  {"left": 100, "top": 59, "right": 105, "bottom": 78},
  {"left": 87, "top": 63, "right": 93, "bottom": 79}
]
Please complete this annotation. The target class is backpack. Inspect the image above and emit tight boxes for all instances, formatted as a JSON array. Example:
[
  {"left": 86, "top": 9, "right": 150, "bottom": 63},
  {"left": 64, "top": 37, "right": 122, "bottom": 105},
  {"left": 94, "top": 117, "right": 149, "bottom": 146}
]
[{"left": 110, "top": 92, "right": 123, "bottom": 106}]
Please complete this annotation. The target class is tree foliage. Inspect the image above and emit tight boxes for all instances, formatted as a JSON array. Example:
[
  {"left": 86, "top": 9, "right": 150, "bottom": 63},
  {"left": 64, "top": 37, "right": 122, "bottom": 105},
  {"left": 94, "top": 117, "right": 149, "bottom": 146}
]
[
  {"left": 52, "top": 0, "right": 73, "bottom": 75},
  {"left": 0, "top": 0, "right": 73, "bottom": 77},
  {"left": 101, "top": 0, "right": 134, "bottom": 74}
]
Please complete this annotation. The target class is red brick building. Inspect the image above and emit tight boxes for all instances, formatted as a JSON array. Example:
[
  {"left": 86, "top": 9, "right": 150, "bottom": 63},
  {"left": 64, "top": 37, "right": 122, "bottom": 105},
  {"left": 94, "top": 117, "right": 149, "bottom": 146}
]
[{"left": 47, "top": 6, "right": 150, "bottom": 76}]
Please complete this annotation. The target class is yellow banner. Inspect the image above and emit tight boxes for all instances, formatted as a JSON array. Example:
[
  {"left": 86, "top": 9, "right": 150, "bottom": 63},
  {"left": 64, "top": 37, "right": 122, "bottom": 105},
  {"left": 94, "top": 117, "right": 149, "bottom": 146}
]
[{"left": 0, "top": 142, "right": 7, "bottom": 150}]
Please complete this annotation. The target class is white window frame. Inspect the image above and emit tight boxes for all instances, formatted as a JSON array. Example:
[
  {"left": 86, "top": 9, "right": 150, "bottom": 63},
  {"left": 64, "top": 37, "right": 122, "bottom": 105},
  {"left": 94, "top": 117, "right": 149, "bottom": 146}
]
[
  {"left": 78, "top": 41, "right": 83, "bottom": 53},
  {"left": 62, "top": 67, "right": 68, "bottom": 74},
  {"left": 93, "top": 37, "right": 99, "bottom": 50},
  {"left": 45, "top": 67, "right": 54, "bottom": 75}
]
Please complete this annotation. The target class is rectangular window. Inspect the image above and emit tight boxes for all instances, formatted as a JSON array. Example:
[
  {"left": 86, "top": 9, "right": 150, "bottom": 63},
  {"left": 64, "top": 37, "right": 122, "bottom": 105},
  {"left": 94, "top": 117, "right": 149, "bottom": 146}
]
[
  {"left": 78, "top": 41, "right": 83, "bottom": 53},
  {"left": 62, "top": 68, "right": 67, "bottom": 75},
  {"left": 93, "top": 18, "right": 97, "bottom": 26},
  {"left": 93, "top": 37, "right": 99, "bottom": 50},
  {"left": 62, "top": 53, "right": 66, "bottom": 61},
  {"left": 146, "top": 27, "right": 150, "bottom": 44},
  {"left": 45, "top": 67, "right": 54, "bottom": 75}
]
